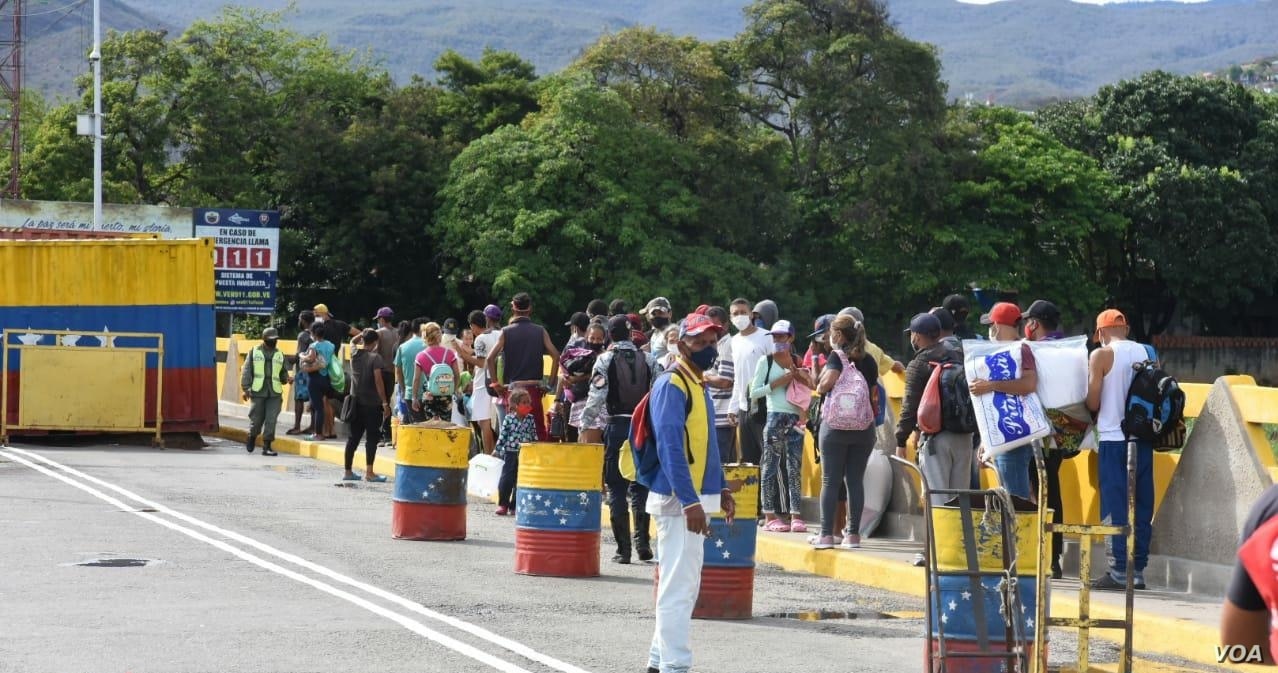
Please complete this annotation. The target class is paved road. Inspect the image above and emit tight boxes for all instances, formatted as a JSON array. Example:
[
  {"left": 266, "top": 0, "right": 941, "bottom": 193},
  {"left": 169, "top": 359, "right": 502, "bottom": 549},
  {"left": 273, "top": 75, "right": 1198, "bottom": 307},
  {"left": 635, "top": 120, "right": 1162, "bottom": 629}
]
[{"left": 2, "top": 438, "right": 934, "bottom": 673}]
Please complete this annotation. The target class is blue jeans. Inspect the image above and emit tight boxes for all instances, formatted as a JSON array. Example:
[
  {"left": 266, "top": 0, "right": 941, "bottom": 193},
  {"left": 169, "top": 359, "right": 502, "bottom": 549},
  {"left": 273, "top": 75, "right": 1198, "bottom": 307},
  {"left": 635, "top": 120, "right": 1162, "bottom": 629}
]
[
  {"left": 994, "top": 443, "right": 1033, "bottom": 500},
  {"left": 1098, "top": 439, "right": 1153, "bottom": 578},
  {"left": 715, "top": 425, "right": 737, "bottom": 465}
]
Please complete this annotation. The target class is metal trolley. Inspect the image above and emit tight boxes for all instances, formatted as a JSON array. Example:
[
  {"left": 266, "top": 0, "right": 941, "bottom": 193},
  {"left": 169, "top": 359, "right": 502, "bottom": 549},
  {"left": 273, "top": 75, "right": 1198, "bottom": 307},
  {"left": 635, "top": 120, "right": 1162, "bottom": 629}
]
[
  {"left": 1031, "top": 440, "right": 1137, "bottom": 673},
  {"left": 891, "top": 453, "right": 1037, "bottom": 673}
]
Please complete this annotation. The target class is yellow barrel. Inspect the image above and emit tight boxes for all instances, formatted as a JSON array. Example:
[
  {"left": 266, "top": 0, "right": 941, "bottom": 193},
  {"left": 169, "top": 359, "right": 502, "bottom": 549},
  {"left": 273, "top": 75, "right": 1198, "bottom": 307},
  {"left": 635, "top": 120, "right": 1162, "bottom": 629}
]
[
  {"left": 932, "top": 503, "right": 1047, "bottom": 575},
  {"left": 396, "top": 425, "right": 470, "bottom": 469},
  {"left": 392, "top": 426, "right": 472, "bottom": 541},
  {"left": 514, "top": 442, "right": 605, "bottom": 577},
  {"left": 517, "top": 442, "right": 604, "bottom": 492},
  {"left": 723, "top": 463, "right": 760, "bottom": 520}
]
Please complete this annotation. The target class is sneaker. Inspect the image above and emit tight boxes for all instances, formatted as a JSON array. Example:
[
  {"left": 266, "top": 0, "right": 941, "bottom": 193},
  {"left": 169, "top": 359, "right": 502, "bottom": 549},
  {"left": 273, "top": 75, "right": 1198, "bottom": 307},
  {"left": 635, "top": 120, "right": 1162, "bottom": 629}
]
[
  {"left": 840, "top": 534, "right": 861, "bottom": 549},
  {"left": 495, "top": 506, "right": 510, "bottom": 516},
  {"left": 1092, "top": 573, "right": 1144, "bottom": 591},
  {"left": 911, "top": 553, "right": 927, "bottom": 567},
  {"left": 789, "top": 518, "right": 808, "bottom": 534},
  {"left": 1133, "top": 573, "right": 1147, "bottom": 590},
  {"left": 810, "top": 535, "right": 836, "bottom": 550}
]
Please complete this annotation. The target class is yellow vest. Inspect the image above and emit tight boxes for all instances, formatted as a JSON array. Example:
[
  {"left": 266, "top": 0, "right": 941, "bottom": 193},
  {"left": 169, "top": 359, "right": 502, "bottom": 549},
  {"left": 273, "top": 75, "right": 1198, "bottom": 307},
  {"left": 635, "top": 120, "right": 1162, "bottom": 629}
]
[
  {"left": 250, "top": 347, "right": 285, "bottom": 395},
  {"left": 619, "top": 361, "right": 710, "bottom": 491}
]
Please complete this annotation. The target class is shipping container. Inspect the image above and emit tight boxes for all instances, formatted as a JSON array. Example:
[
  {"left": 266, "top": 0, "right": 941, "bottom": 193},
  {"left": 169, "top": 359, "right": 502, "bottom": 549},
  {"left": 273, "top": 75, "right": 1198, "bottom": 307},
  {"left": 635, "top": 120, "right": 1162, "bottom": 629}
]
[
  {"left": 0, "top": 228, "right": 160, "bottom": 241},
  {"left": 1, "top": 238, "right": 218, "bottom": 435}
]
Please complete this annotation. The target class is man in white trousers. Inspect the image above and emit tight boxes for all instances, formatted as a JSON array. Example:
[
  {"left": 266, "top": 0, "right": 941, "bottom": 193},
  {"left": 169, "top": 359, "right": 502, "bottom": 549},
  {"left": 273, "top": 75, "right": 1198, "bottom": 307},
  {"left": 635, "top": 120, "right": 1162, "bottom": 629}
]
[{"left": 640, "top": 313, "right": 735, "bottom": 673}]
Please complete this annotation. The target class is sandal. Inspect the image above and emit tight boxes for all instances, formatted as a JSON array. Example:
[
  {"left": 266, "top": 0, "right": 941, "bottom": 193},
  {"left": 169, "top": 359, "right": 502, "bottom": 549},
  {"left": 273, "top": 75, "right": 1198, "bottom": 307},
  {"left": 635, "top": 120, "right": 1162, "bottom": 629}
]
[
  {"left": 341, "top": 473, "right": 361, "bottom": 481},
  {"left": 285, "top": 428, "right": 303, "bottom": 435},
  {"left": 789, "top": 518, "right": 808, "bottom": 534},
  {"left": 365, "top": 474, "right": 387, "bottom": 483},
  {"left": 764, "top": 519, "right": 791, "bottom": 533}
]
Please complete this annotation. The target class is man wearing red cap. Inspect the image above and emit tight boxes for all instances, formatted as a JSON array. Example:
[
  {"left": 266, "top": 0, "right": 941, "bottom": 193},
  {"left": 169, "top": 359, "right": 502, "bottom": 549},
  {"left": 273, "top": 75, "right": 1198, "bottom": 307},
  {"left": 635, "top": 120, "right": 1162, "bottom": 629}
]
[
  {"left": 1086, "top": 308, "right": 1154, "bottom": 590},
  {"left": 972, "top": 302, "right": 1039, "bottom": 500},
  {"left": 642, "top": 313, "right": 735, "bottom": 673}
]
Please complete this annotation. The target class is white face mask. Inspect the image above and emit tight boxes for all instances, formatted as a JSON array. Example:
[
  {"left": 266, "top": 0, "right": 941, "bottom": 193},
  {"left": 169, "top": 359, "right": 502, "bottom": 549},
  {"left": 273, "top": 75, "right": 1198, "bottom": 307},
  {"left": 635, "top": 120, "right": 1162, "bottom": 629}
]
[{"left": 731, "top": 315, "right": 751, "bottom": 332}]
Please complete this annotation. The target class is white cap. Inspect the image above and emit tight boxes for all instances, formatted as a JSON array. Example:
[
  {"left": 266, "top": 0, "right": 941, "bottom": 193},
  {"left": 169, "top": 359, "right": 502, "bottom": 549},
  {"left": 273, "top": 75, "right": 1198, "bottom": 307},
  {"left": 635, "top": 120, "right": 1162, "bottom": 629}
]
[{"left": 768, "top": 320, "right": 794, "bottom": 336}]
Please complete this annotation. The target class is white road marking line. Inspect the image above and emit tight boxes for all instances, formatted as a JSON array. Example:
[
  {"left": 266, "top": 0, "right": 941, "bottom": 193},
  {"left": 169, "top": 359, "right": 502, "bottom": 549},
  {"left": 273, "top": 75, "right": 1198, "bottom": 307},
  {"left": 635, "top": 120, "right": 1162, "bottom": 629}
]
[{"left": 2, "top": 447, "right": 594, "bottom": 673}]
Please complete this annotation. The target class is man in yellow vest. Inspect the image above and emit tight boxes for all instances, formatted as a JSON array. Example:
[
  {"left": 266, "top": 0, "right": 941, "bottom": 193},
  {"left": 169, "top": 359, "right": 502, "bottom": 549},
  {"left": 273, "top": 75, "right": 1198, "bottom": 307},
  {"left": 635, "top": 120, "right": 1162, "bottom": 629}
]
[
  {"left": 241, "top": 327, "right": 292, "bottom": 456},
  {"left": 644, "top": 313, "right": 735, "bottom": 673}
]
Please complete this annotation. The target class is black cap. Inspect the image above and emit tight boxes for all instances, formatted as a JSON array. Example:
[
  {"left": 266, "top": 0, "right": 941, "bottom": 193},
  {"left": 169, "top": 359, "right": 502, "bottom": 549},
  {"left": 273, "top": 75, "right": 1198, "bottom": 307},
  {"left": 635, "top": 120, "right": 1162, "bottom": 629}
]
[
  {"left": 905, "top": 312, "right": 942, "bottom": 337},
  {"left": 1022, "top": 299, "right": 1061, "bottom": 324},
  {"left": 942, "top": 294, "right": 970, "bottom": 314},
  {"left": 442, "top": 318, "right": 459, "bottom": 335},
  {"left": 929, "top": 306, "right": 956, "bottom": 332},
  {"left": 587, "top": 299, "right": 608, "bottom": 318},
  {"left": 607, "top": 315, "right": 631, "bottom": 342},
  {"left": 565, "top": 311, "right": 590, "bottom": 331},
  {"left": 808, "top": 314, "right": 835, "bottom": 339}
]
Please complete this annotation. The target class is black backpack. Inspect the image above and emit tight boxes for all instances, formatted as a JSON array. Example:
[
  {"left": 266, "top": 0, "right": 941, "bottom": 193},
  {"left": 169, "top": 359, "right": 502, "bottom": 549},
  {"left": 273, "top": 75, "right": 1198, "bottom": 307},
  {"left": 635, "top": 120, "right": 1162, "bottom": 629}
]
[
  {"left": 1122, "top": 345, "right": 1185, "bottom": 444},
  {"left": 938, "top": 356, "right": 979, "bottom": 434},
  {"left": 607, "top": 348, "right": 652, "bottom": 416}
]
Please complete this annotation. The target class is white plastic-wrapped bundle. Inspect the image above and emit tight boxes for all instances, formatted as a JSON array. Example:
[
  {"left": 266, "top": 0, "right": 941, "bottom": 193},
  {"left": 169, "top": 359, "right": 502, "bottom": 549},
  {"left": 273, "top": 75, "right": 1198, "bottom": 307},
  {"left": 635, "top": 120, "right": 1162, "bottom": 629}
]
[
  {"left": 962, "top": 340, "right": 1052, "bottom": 456},
  {"left": 1025, "top": 336, "right": 1088, "bottom": 409}
]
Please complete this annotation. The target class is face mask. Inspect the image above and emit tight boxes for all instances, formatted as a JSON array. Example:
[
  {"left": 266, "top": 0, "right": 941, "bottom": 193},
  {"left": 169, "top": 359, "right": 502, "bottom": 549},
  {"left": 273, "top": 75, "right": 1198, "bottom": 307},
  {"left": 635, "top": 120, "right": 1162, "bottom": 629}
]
[
  {"left": 314, "top": 317, "right": 325, "bottom": 324},
  {"left": 587, "top": 342, "right": 605, "bottom": 352},
  {"left": 650, "top": 317, "right": 670, "bottom": 330},
  {"left": 773, "top": 341, "right": 791, "bottom": 353},
  {"left": 731, "top": 315, "right": 751, "bottom": 332},
  {"left": 516, "top": 404, "right": 533, "bottom": 416},
  {"left": 264, "top": 339, "right": 278, "bottom": 348},
  {"left": 911, "top": 337, "right": 922, "bottom": 353},
  {"left": 1023, "top": 322, "right": 1035, "bottom": 340},
  {"left": 688, "top": 344, "right": 718, "bottom": 370}
]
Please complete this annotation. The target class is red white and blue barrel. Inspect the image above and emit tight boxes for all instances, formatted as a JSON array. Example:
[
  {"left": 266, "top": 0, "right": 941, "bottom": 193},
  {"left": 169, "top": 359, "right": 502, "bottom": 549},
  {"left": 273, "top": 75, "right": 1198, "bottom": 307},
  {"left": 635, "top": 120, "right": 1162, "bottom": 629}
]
[
  {"left": 391, "top": 426, "right": 470, "bottom": 541},
  {"left": 514, "top": 443, "right": 604, "bottom": 577},
  {"left": 693, "top": 464, "right": 759, "bottom": 619}
]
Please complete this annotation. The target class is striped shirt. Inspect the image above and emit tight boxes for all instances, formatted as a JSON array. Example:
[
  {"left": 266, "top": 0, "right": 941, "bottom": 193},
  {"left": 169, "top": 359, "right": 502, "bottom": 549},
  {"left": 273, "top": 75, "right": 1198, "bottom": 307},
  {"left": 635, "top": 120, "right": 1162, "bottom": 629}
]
[{"left": 710, "top": 334, "right": 735, "bottom": 427}]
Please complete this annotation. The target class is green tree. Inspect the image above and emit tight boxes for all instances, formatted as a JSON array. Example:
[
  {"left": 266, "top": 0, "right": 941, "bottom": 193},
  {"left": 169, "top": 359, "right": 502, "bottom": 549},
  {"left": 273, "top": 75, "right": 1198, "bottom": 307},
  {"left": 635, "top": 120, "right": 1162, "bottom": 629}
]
[
  {"left": 434, "top": 48, "right": 539, "bottom": 146},
  {"left": 435, "top": 77, "right": 766, "bottom": 320},
  {"left": 1038, "top": 72, "right": 1278, "bottom": 336}
]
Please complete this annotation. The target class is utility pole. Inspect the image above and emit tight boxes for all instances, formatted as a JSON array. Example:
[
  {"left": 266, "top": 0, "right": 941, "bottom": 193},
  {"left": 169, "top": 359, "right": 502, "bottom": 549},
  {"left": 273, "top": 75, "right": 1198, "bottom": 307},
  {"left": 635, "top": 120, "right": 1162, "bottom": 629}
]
[
  {"left": 91, "top": 0, "right": 102, "bottom": 228},
  {"left": 0, "top": 0, "right": 23, "bottom": 198}
]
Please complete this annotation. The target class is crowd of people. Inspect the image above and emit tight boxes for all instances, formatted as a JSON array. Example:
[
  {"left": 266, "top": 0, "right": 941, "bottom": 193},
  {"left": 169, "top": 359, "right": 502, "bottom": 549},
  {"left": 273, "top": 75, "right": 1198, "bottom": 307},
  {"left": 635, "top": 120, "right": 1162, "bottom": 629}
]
[{"left": 239, "top": 290, "right": 1161, "bottom": 673}]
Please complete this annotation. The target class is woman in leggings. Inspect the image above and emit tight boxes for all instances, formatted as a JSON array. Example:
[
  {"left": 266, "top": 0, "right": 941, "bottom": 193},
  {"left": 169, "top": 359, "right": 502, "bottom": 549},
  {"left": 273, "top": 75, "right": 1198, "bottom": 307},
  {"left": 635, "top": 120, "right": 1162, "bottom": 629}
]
[{"left": 812, "top": 314, "right": 879, "bottom": 549}]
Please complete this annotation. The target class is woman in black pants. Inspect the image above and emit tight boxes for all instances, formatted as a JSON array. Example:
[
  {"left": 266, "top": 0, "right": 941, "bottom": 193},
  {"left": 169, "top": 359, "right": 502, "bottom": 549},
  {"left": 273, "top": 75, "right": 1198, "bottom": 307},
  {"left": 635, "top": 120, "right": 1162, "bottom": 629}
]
[
  {"left": 343, "top": 329, "right": 391, "bottom": 482},
  {"left": 812, "top": 315, "right": 880, "bottom": 549}
]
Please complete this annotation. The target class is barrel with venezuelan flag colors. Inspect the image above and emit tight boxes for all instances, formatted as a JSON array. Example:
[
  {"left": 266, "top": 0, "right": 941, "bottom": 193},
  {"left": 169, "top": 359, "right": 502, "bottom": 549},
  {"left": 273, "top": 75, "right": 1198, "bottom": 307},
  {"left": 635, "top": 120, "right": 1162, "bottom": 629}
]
[
  {"left": 514, "top": 442, "right": 604, "bottom": 577},
  {"left": 392, "top": 425, "right": 470, "bottom": 541},
  {"left": 0, "top": 239, "right": 217, "bottom": 434},
  {"left": 692, "top": 463, "right": 759, "bottom": 619},
  {"left": 927, "top": 495, "right": 1046, "bottom": 673}
]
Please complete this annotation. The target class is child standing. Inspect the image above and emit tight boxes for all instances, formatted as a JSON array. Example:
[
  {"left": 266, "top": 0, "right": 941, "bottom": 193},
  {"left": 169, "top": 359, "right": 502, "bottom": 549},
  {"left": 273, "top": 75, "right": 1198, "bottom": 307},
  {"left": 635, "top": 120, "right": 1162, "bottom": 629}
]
[{"left": 495, "top": 388, "right": 538, "bottom": 515}]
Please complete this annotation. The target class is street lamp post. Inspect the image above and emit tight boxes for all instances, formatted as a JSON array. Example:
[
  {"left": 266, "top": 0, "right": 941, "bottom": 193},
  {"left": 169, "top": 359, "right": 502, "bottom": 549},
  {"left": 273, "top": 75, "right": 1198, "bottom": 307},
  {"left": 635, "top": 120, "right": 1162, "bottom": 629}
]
[{"left": 90, "top": 0, "right": 101, "bottom": 228}]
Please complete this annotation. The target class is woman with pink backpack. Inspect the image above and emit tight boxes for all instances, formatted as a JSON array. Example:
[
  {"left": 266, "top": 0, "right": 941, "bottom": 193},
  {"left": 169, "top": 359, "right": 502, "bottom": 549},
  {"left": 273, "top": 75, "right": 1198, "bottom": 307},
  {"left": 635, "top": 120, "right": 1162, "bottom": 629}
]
[{"left": 811, "top": 314, "right": 880, "bottom": 549}]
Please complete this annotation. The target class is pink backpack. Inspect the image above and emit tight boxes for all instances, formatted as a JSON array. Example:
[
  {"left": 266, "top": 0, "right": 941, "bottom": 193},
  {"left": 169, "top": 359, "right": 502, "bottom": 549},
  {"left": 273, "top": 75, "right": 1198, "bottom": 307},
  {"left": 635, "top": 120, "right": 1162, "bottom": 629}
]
[{"left": 821, "top": 351, "right": 874, "bottom": 431}]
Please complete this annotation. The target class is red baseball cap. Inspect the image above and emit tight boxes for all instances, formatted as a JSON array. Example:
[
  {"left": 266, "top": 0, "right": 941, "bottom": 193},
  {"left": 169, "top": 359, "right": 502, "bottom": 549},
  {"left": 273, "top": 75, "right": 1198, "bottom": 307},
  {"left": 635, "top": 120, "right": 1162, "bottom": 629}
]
[
  {"left": 979, "top": 302, "right": 1022, "bottom": 327},
  {"left": 680, "top": 313, "right": 725, "bottom": 338}
]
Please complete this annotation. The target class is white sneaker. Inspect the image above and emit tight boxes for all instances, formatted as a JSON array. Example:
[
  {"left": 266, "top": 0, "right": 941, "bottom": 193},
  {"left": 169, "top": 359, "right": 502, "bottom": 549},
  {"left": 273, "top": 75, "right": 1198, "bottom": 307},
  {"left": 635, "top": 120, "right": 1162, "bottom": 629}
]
[{"left": 840, "top": 534, "right": 861, "bottom": 549}]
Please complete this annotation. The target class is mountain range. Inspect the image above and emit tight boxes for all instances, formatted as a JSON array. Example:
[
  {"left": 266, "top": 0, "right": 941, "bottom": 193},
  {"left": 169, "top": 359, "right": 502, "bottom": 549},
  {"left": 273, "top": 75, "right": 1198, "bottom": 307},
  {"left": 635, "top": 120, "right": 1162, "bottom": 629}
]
[{"left": 24, "top": 0, "right": 1278, "bottom": 108}]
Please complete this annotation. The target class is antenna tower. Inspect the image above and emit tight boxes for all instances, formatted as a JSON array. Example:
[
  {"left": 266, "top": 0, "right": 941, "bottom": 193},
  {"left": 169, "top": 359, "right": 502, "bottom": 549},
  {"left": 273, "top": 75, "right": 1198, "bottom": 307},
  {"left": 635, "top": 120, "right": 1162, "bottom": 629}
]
[{"left": 0, "top": 0, "right": 22, "bottom": 198}]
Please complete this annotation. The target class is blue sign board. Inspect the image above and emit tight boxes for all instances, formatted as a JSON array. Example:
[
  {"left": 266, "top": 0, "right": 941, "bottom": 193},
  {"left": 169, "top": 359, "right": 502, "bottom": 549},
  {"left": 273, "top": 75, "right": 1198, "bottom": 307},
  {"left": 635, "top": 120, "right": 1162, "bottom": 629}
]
[{"left": 193, "top": 209, "right": 280, "bottom": 315}]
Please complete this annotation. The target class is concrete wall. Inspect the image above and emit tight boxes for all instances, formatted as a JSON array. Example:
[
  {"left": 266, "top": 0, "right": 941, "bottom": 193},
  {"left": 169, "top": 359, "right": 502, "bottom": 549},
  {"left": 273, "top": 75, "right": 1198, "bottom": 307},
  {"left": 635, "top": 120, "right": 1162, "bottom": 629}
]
[
  {"left": 1149, "top": 378, "right": 1274, "bottom": 592},
  {"left": 1154, "top": 336, "right": 1278, "bottom": 386}
]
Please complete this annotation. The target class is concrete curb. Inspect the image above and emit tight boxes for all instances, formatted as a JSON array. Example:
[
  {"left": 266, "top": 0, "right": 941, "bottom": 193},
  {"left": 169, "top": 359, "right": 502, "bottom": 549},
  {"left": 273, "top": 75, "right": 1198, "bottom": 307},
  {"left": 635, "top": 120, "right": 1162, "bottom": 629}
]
[
  {"left": 751, "top": 533, "right": 1251, "bottom": 671},
  {"left": 216, "top": 425, "right": 399, "bottom": 478}
]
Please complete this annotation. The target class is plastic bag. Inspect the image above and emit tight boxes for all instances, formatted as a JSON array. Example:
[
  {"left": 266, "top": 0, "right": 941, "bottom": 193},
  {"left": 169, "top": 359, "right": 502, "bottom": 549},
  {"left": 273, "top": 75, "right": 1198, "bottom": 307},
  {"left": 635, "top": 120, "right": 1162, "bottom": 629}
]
[
  {"left": 963, "top": 340, "right": 1051, "bottom": 456},
  {"left": 1024, "top": 336, "right": 1088, "bottom": 410},
  {"left": 918, "top": 362, "right": 944, "bottom": 435}
]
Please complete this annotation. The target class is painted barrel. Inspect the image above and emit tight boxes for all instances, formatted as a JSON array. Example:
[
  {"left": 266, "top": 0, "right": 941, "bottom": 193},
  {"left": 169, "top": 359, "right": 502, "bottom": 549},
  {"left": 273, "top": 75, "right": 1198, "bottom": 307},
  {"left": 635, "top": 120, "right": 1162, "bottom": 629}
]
[
  {"left": 693, "top": 464, "right": 759, "bottom": 620},
  {"left": 932, "top": 498, "right": 1044, "bottom": 575},
  {"left": 928, "top": 575, "right": 1044, "bottom": 643},
  {"left": 392, "top": 425, "right": 470, "bottom": 541},
  {"left": 1, "top": 239, "right": 217, "bottom": 434},
  {"left": 928, "top": 495, "right": 1047, "bottom": 673},
  {"left": 927, "top": 638, "right": 1047, "bottom": 673},
  {"left": 514, "top": 442, "right": 604, "bottom": 577}
]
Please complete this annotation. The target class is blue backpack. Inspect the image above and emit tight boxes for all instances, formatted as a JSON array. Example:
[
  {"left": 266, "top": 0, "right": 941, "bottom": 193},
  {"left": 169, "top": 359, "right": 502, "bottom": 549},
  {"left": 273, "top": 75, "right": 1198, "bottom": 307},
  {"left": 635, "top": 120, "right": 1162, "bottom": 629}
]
[{"left": 1122, "top": 344, "right": 1185, "bottom": 445}]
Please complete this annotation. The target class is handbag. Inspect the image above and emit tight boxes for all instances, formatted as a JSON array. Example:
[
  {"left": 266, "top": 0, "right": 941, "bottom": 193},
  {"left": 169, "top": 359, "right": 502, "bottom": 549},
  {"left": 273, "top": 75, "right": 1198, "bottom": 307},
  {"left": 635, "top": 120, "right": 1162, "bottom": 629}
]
[
  {"left": 548, "top": 399, "right": 568, "bottom": 440},
  {"left": 339, "top": 393, "right": 356, "bottom": 423},
  {"left": 786, "top": 378, "right": 813, "bottom": 411}
]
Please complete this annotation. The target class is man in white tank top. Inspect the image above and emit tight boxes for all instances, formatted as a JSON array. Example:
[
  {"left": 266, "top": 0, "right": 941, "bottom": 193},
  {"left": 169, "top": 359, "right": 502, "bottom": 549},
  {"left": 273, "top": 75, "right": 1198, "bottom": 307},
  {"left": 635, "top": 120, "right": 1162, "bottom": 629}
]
[{"left": 1085, "top": 309, "right": 1154, "bottom": 590}]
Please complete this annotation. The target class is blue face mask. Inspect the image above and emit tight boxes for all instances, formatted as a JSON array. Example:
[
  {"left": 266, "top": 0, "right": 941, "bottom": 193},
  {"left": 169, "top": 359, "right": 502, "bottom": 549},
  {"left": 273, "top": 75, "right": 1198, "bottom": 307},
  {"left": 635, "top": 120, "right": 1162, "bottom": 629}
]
[{"left": 689, "top": 344, "right": 718, "bottom": 370}]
